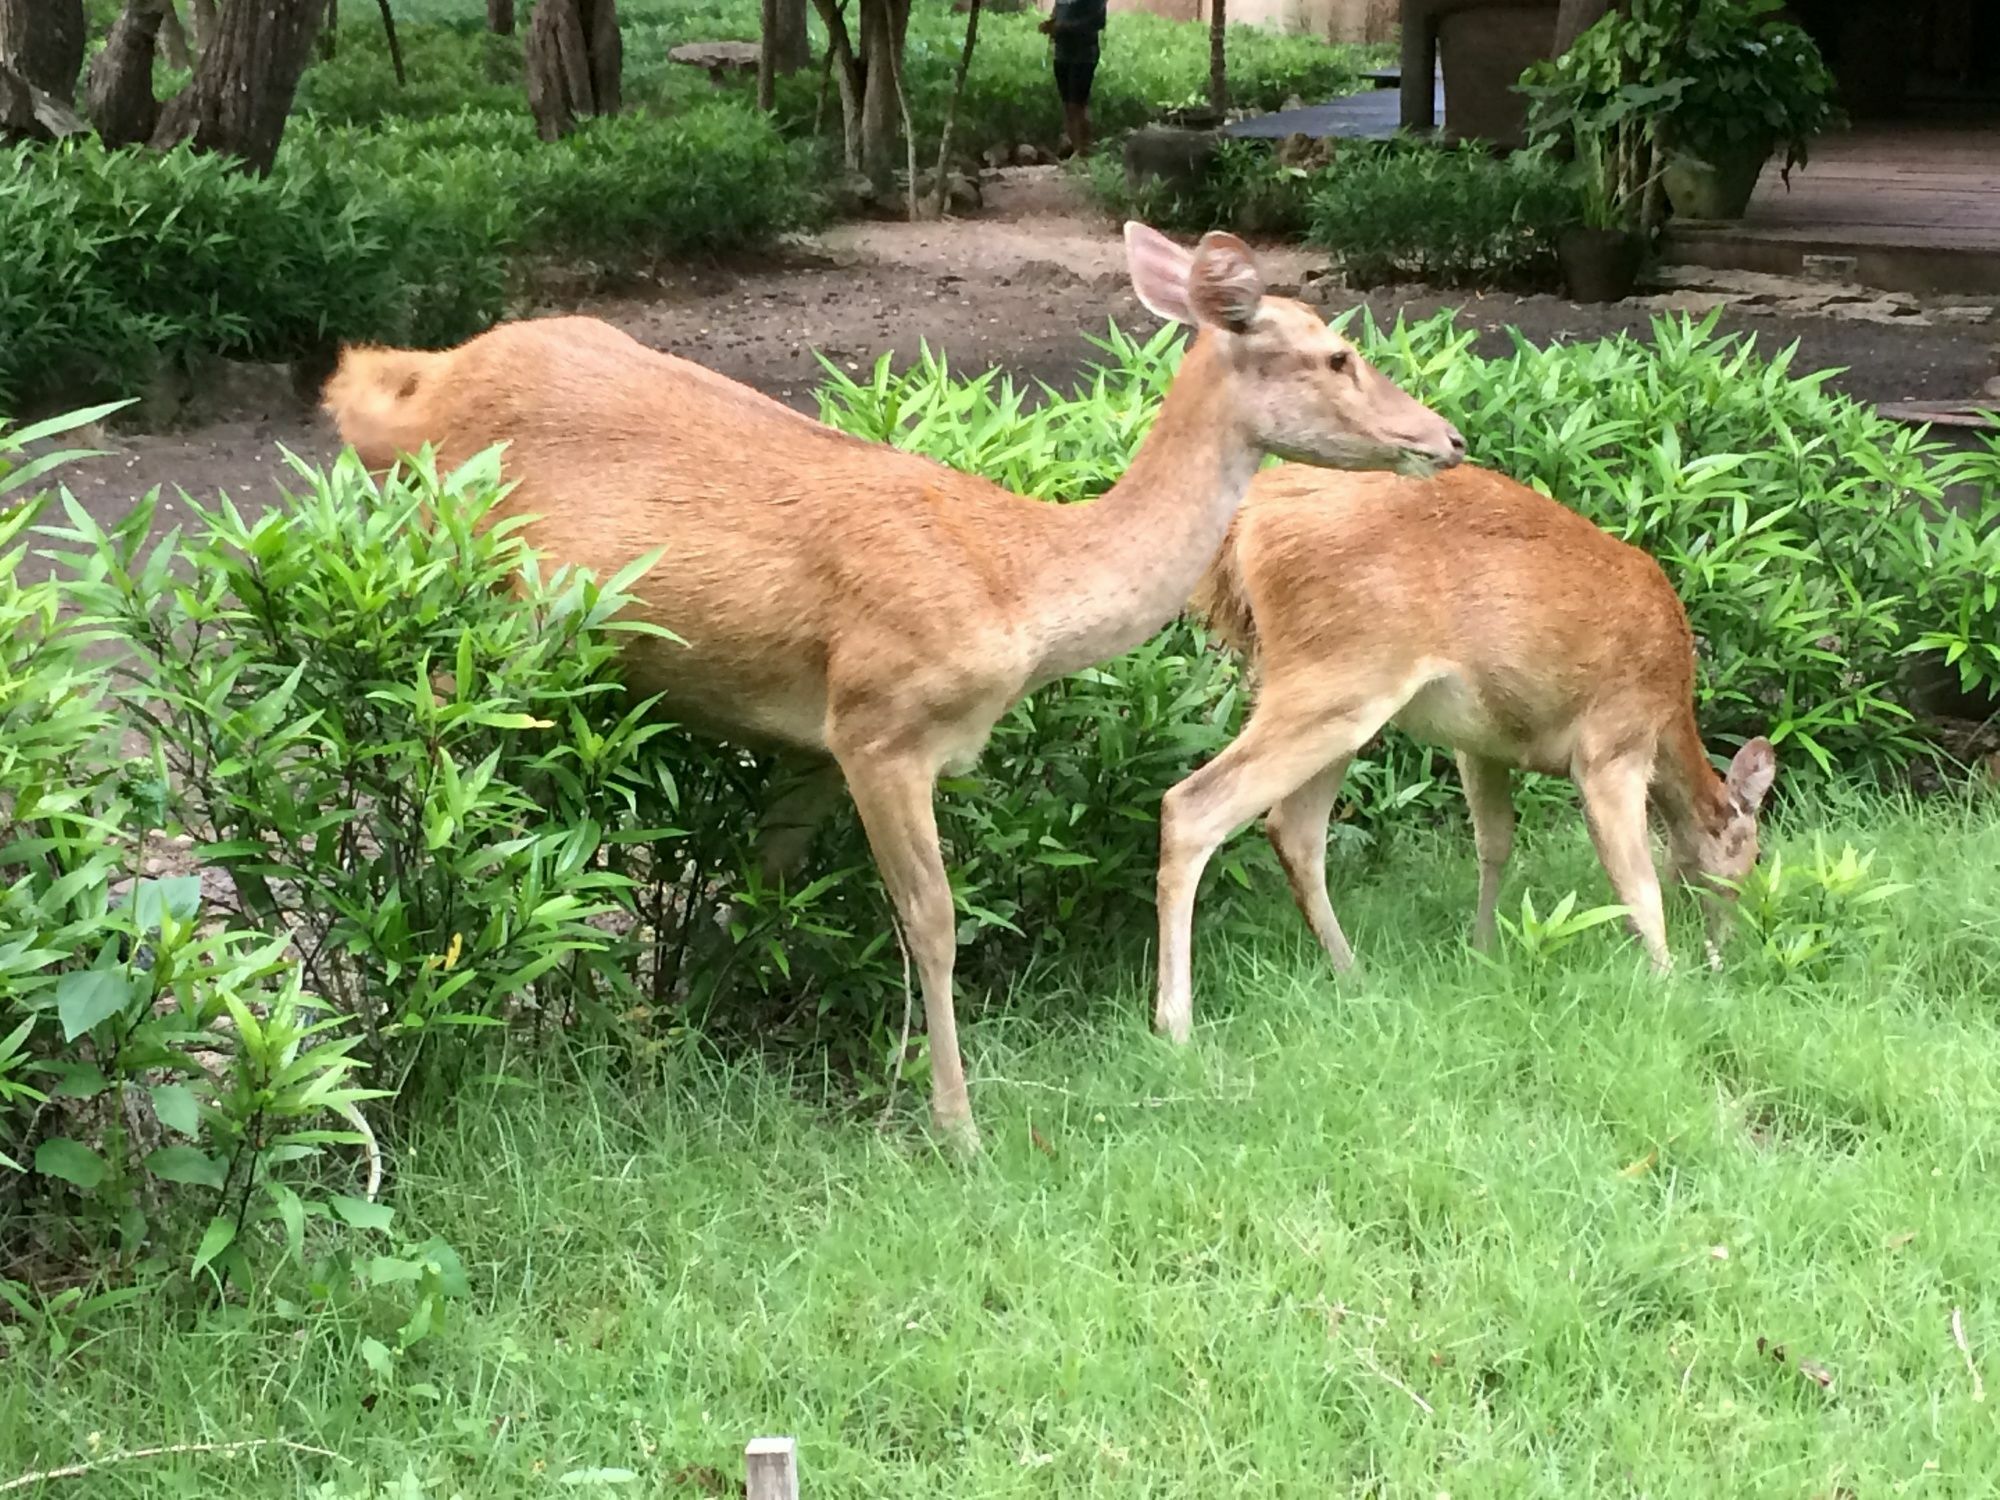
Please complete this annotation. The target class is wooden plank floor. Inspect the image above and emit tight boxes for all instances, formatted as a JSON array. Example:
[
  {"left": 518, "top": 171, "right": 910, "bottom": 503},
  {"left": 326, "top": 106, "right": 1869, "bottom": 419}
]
[
  {"left": 1737, "top": 125, "right": 2000, "bottom": 250},
  {"left": 1665, "top": 124, "right": 2000, "bottom": 293}
]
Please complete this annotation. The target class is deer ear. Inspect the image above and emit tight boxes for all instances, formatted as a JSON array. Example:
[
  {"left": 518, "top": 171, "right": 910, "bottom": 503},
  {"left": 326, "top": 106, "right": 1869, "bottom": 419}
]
[
  {"left": 1187, "top": 231, "right": 1265, "bottom": 333},
  {"left": 1124, "top": 221, "right": 1197, "bottom": 326},
  {"left": 1726, "top": 736, "right": 1777, "bottom": 813}
]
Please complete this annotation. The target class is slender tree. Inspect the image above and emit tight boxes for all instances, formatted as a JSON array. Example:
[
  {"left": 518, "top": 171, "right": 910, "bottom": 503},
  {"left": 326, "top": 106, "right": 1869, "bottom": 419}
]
[
  {"left": 375, "top": 0, "right": 404, "bottom": 86},
  {"left": 488, "top": 0, "right": 515, "bottom": 36},
  {"left": 1207, "top": 0, "right": 1227, "bottom": 113},
  {"left": 927, "top": 0, "right": 980, "bottom": 217}
]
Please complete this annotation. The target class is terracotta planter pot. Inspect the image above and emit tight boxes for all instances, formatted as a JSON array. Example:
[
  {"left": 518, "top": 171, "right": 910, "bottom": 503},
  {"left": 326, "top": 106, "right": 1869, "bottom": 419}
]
[
  {"left": 1662, "top": 138, "right": 1772, "bottom": 221},
  {"left": 1557, "top": 226, "right": 1642, "bottom": 303}
]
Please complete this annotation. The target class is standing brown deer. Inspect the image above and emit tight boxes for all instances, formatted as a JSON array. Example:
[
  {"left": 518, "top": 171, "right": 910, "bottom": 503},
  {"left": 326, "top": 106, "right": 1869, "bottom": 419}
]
[
  {"left": 1155, "top": 462, "right": 1778, "bottom": 1042},
  {"left": 321, "top": 222, "right": 1466, "bottom": 1150}
]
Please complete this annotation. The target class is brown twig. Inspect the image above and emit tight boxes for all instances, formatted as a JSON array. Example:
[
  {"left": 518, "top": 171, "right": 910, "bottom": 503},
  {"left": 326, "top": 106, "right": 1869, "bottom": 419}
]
[
  {"left": 876, "top": 913, "right": 915, "bottom": 1130},
  {"left": 0, "top": 1439, "right": 340, "bottom": 1493},
  {"left": 1953, "top": 1306, "right": 1986, "bottom": 1403},
  {"left": 1356, "top": 1348, "right": 1434, "bottom": 1416}
]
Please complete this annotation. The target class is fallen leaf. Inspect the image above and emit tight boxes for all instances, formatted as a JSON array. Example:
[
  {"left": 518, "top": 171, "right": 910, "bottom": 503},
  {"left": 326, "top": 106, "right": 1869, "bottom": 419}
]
[
  {"left": 1619, "top": 1150, "right": 1657, "bottom": 1178},
  {"left": 1797, "top": 1358, "right": 1835, "bottom": 1391},
  {"left": 1029, "top": 1125, "right": 1055, "bottom": 1159},
  {"left": 1709, "top": 1244, "right": 1730, "bottom": 1261},
  {"left": 1883, "top": 1230, "right": 1917, "bottom": 1251}
]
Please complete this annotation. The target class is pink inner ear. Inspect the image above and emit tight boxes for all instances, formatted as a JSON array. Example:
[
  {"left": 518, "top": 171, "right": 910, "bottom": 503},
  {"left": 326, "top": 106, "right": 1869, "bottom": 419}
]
[
  {"left": 1123, "top": 222, "right": 1196, "bottom": 326},
  {"left": 1729, "top": 740, "right": 1777, "bottom": 809}
]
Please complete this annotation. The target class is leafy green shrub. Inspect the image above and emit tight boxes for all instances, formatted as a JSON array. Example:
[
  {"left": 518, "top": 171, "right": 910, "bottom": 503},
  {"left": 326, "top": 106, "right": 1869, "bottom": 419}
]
[
  {"left": 48, "top": 449, "right": 667, "bottom": 1102},
  {"left": 300, "top": 21, "right": 527, "bottom": 124},
  {"left": 511, "top": 109, "right": 824, "bottom": 260},
  {"left": 1308, "top": 142, "right": 1580, "bottom": 288},
  {"left": 1734, "top": 838, "right": 1910, "bottom": 979},
  {"left": 890, "top": 14, "right": 1373, "bottom": 159},
  {"left": 770, "top": 313, "right": 2000, "bottom": 1014},
  {"left": 0, "top": 411, "right": 396, "bottom": 1290},
  {"left": 0, "top": 141, "right": 407, "bottom": 406},
  {"left": 819, "top": 312, "right": 1999, "bottom": 827},
  {"left": 0, "top": 102, "right": 819, "bottom": 408},
  {"left": 1083, "top": 139, "right": 1319, "bottom": 237},
  {"left": 1355, "top": 307, "right": 2000, "bottom": 771},
  {"left": 11, "top": 304, "right": 1998, "bottom": 1279},
  {"left": 309, "top": 6, "right": 1374, "bottom": 162}
]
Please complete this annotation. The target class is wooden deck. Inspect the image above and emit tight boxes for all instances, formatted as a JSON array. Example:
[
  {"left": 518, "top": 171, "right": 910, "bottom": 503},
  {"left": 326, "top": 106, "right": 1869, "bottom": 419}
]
[{"left": 1664, "top": 125, "right": 2000, "bottom": 295}]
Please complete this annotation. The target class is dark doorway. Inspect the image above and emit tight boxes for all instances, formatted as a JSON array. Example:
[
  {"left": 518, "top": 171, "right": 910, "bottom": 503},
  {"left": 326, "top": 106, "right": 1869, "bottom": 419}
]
[{"left": 1786, "top": 0, "right": 2000, "bottom": 121}]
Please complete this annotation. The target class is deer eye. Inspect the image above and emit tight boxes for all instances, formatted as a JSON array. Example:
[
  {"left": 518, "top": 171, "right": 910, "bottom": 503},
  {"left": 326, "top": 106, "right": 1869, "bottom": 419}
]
[{"left": 1325, "top": 350, "right": 1351, "bottom": 375}]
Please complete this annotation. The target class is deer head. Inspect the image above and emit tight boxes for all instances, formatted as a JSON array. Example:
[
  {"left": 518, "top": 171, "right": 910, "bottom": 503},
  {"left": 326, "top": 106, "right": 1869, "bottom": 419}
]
[
  {"left": 1668, "top": 735, "right": 1779, "bottom": 966},
  {"left": 1123, "top": 222, "right": 1465, "bottom": 476}
]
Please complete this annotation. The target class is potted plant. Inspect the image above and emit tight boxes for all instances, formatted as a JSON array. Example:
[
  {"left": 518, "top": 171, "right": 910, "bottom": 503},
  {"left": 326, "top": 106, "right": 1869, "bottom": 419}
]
[
  {"left": 1519, "top": 51, "right": 1675, "bottom": 302},
  {"left": 1653, "top": 0, "right": 1842, "bottom": 221},
  {"left": 1554, "top": 136, "right": 1649, "bottom": 302},
  {"left": 1521, "top": 1, "right": 1842, "bottom": 227}
]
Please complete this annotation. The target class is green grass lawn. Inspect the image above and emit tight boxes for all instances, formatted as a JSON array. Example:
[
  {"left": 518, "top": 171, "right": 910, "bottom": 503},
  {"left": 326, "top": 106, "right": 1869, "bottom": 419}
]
[{"left": 4, "top": 792, "right": 1998, "bottom": 1497}]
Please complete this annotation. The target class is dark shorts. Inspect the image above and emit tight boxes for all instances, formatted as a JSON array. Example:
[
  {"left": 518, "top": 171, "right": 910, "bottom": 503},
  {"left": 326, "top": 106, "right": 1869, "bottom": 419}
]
[{"left": 1053, "top": 37, "right": 1099, "bottom": 106}]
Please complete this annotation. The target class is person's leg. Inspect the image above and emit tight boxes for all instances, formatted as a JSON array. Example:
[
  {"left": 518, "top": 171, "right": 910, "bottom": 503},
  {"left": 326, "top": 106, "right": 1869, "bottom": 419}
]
[
  {"left": 1062, "top": 100, "right": 1088, "bottom": 157},
  {"left": 1074, "top": 41, "right": 1097, "bottom": 157},
  {"left": 1054, "top": 45, "right": 1080, "bottom": 156}
]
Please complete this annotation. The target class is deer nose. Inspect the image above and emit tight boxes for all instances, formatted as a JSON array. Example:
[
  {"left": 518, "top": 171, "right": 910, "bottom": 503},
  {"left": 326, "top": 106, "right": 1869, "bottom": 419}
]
[{"left": 1442, "top": 424, "right": 1466, "bottom": 466}]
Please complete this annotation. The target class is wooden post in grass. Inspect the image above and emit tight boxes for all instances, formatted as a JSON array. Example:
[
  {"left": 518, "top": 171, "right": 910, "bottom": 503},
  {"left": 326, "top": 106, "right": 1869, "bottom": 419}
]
[{"left": 745, "top": 1436, "right": 799, "bottom": 1500}]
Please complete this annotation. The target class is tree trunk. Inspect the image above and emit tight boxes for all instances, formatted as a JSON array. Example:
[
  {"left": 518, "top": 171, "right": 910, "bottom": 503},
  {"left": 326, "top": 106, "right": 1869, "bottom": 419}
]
[
  {"left": 525, "top": 0, "right": 621, "bottom": 141},
  {"left": 150, "top": 0, "right": 324, "bottom": 175},
  {"left": 0, "top": 0, "right": 88, "bottom": 139},
  {"left": 488, "top": 0, "right": 514, "bottom": 37},
  {"left": 1207, "top": 0, "right": 1227, "bottom": 113},
  {"left": 1553, "top": 0, "right": 1614, "bottom": 53},
  {"left": 756, "top": 0, "right": 808, "bottom": 109},
  {"left": 0, "top": 0, "right": 87, "bottom": 102},
  {"left": 856, "top": 0, "right": 907, "bottom": 191},
  {"left": 318, "top": 0, "right": 337, "bottom": 60},
  {"left": 88, "top": 0, "right": 168, "bottom": 147},
  {"left": 159, "top": 1, "right": 192, "bottom": 68},
  {"left": 810, "top": 0, "right": 862, "bottom": 170}
]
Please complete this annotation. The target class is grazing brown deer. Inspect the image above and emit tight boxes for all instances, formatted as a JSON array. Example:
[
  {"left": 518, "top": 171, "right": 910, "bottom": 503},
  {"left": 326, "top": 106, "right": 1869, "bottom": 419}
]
[
  {"left": 321, "top": 223, "right": 1466, "bottom": 1149},
  {"left": 1154, "top": 462, "right": 1778, "bottom": 1042}
]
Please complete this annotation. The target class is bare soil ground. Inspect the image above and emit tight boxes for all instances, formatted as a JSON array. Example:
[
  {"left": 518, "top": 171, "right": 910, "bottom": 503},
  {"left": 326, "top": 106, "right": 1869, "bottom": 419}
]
[{"left": 49, "top": 167, "right": 1999, "bottom": 584}]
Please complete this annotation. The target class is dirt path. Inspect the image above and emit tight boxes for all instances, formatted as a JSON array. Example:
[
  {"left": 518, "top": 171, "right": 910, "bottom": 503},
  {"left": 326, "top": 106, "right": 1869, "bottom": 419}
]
[{"left": 49, "top": 167, "right": 1997, "bottom": 581}]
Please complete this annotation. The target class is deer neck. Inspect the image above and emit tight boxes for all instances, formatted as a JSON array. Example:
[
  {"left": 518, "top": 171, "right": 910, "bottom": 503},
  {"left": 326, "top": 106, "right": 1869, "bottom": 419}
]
[
  {"left": 1653, "top": 712, "right": 1732, "bottom": 849},
  {"left": 1021, "top": 337, "right": 1261, "bottom": 683}
]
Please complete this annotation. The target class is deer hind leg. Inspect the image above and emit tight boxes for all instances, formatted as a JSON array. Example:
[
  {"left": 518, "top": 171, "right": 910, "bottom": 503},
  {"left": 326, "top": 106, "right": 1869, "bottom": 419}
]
[
  {"left": 1457, "top": 751, "right": 1516, "bottom": 954},
  {"left": 751, "top": 756, "right": 847, "bottom": 889},
  {"left": 1156, "top": 696, "right": 1397, "bottom": 1045},
  {"left": 1263, "top": 756, "right": 1359, "bottom": 975},
  {"left": 829, "top": 739, "right": 978, "bottom": 1152},
  {"left": 705, "top": 757, "right": 845, "bottom": 991},
  {"left": 1574, "top": 753, "right": 1671, "bottom": 972}
]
